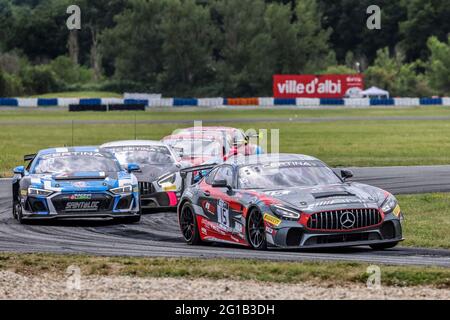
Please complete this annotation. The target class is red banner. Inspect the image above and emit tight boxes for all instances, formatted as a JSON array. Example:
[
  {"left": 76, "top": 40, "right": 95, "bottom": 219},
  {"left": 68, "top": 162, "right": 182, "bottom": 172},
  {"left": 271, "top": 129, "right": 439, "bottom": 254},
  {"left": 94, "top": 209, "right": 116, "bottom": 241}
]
[{"left": 273, "top": 74, "right": 364, "bottom": 98}]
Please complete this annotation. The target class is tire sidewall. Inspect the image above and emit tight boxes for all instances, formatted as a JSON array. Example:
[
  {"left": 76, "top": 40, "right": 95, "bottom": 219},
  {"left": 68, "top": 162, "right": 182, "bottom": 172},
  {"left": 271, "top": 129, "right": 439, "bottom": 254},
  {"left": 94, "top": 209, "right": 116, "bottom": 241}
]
[
  {"left": 179, "top": 202, "right": 201, "bottom": 245},
  {"left": 246, "top": 208, "right": 267, "bottom": 250}
]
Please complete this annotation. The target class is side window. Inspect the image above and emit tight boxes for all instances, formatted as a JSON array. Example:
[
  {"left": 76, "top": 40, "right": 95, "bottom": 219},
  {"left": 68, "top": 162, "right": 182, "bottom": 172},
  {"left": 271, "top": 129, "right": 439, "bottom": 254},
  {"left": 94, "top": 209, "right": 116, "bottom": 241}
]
[
  {"left": 205, "top": 168, "right": 219, "bottom": 185},
  {"left": 212, "top": 166, "right": 234, "bottom": 186}
]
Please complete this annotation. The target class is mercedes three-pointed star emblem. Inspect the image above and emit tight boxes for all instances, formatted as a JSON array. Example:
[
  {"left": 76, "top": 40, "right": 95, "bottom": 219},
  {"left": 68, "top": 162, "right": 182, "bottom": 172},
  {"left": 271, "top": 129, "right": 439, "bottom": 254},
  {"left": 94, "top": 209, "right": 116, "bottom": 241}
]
[{"left": 340, "top": 211, "right": 356, "bottom": 229}]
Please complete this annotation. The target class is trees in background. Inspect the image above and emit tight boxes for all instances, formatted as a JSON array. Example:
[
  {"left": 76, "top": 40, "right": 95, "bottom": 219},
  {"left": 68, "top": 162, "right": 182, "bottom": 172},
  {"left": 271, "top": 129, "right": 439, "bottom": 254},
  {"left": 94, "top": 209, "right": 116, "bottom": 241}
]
[
  {"left": 426, "top": 37, "right": 450, "bottom": 96},
  {"left": 0, "top": 0, "right": 449, "bottom": 96},
  {"left": 364, "top": 48, "right": 431, "bottom": 97}
]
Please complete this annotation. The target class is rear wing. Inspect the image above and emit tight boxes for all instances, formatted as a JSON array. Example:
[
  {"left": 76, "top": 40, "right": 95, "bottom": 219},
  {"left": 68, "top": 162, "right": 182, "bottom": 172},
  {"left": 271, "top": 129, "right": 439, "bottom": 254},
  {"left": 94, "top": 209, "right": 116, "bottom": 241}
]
[
  {"left": 24, "top": 154, "right": 36, "bottom": 162},
  {"left": 179, "top": 164, "right": 218, "bottom": 194}
]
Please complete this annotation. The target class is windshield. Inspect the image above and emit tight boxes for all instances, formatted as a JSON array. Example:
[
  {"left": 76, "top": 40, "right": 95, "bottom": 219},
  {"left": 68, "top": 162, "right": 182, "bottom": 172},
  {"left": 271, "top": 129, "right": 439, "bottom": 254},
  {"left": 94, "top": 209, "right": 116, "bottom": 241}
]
[
  {"left": 165, "top": 139, "right": 222, "bottom": 157},
  {"left": 238, "top": 161, "right": 342, "bottom": 189},
  {"left": 32, "top": 151, "right": 121, "bottom": 174},
  {"left": 106, "top": 146, "right": 174, "bottom": 165}
]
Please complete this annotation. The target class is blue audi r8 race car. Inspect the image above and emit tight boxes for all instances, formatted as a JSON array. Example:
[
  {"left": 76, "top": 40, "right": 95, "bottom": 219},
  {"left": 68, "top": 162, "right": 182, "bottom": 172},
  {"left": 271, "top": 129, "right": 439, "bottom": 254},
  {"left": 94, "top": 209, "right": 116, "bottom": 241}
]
[{"left": 11, "top": 147, "right": 141, "bottom": 223}]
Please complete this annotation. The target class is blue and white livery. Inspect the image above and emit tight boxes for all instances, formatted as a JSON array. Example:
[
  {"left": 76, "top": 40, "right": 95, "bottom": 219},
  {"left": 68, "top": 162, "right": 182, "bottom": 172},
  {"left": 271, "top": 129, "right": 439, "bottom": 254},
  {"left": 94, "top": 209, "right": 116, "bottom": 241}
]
[{"left": 12, "top": 147, "right": 141, "bottom": 223}]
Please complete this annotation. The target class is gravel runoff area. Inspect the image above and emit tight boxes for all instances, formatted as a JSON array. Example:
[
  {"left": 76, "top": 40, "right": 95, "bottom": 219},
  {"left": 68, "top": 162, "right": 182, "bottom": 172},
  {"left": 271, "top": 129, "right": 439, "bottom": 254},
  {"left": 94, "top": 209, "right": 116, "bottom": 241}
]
[{"left": 0, "top": 271, "right": 449, "bottom": 300}]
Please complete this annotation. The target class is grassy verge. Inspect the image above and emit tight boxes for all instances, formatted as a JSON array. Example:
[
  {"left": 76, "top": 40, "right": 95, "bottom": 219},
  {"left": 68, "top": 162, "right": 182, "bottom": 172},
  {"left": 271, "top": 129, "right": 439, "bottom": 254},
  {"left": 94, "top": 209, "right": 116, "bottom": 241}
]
[
  {"left": 1, "top": 106, "right": 450, "bottom": 122},
  {"left": 399, "top": 193, "right": 450, "bottom": 248},
  {"left": 0, "top": 253, "right": 448, "bottom": 288},
  {"left": 2, "top": 117, "right": 450, "bottom": 176},
  {"left": 29, "top": 91, "right": 122, "bottom": 98}
]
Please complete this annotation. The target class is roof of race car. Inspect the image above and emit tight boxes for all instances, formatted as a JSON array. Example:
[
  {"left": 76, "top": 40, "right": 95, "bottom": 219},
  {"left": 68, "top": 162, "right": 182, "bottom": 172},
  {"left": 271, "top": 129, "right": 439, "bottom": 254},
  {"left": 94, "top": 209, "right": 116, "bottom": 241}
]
[
  {"left": 162, "top": 133, "right": 226, "bottom": 142},
  {"left": 225, "top": 153, "right": 320, "bottom": 166},
  {"left": 100, "top": 140, "right": 166, "bottom": 148},
  {"left": 180, "top": 126, "right": 239, "bottom": 132},
  {"left": 38, "top": 146, "right": 103, "bottom": 155}
]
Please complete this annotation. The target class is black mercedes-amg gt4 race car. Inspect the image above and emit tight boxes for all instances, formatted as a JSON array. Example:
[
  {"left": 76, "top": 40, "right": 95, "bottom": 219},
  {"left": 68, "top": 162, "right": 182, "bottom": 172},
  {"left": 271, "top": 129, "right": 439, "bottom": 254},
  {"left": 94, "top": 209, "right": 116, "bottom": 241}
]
[{"left": 177, "top": 154, "right": 404, "bottom": 250}]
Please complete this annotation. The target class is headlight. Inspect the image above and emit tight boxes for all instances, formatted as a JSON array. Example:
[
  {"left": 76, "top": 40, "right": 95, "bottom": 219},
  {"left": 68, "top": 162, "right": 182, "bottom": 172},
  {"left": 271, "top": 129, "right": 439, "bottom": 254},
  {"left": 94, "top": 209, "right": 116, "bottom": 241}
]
[
  {"left": 157, "top": 173, "right": 176, "bottom": 187},
  {"left": 28, "top": 187, "right": 53, "bottom": 197},
  {"left": 110, "top": 185, "right": 132, "bottom": 195},
  {"left": 270, "top": 205, "right": 300, "bottom": 220},
  {"left": 381, "top": 193, "right": 398, "bottom": 213}
]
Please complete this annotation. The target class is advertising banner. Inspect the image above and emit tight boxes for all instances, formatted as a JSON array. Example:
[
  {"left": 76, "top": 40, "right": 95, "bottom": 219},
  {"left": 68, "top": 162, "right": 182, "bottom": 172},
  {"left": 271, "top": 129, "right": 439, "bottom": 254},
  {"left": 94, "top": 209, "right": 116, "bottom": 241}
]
[{"left": 273, "top": 74, "right": 364, "bottom": 98}]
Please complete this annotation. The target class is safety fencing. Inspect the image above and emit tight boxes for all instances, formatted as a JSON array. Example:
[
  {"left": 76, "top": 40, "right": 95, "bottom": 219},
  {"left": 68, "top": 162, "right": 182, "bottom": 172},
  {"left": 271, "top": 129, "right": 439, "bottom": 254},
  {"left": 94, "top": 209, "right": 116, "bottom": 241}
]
[{"left": 2, "top": 97, "right": 450, "bottom": 108}]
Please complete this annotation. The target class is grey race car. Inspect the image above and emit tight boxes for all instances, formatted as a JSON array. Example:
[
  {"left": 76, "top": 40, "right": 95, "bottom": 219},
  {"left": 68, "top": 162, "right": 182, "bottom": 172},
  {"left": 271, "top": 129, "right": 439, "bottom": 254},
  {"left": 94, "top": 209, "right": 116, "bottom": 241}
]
[
  {"left": 100, "top": 140, "right": 187, "bottom": 210},
  {"left": 178, "top": 154, "right": 404, "bottom": 250}
]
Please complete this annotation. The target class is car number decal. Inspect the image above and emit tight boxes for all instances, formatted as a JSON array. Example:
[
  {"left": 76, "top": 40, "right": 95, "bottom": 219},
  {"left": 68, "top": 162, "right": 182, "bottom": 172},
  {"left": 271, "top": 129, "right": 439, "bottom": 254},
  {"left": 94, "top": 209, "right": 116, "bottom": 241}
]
[{"left": 217, "top": 199, "right": 230, "bottom": 228}]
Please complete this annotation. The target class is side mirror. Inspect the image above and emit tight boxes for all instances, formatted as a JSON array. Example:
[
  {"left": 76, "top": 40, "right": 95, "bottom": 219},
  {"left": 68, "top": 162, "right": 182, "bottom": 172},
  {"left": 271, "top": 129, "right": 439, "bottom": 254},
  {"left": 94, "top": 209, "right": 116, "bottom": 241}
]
[
  {"left": 127, "top": 163, "right": 141, "bottom": 173},
  {"left": 341, "top": 169, "right": 354, "bottom": 180},
  {"left": 14, "top": 166, "right": 25, "bottom": 176},
  {"left": 212, "top": 179, "right": 232, "bottom": 191}
]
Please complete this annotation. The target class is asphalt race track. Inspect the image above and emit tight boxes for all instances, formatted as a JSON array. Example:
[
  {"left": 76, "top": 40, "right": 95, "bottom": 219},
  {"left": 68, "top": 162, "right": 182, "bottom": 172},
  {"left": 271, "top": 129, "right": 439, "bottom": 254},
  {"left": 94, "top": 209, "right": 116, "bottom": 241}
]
[{"left": 1, "top": 166, "right": 450, "bottom": 267}]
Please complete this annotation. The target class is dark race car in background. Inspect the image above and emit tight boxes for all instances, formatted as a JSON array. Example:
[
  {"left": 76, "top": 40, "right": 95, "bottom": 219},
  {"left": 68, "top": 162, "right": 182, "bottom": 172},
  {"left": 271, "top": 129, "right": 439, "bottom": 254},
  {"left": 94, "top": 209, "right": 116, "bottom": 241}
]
[
  {"left": 101, "top": 140, "right": 188, "bottom": 211},
  {"left": 12, "top": 147, "right": 141, "bottom": 223},
  {"left": 178, "top": 154, "right": 404, "bottom": 250}
]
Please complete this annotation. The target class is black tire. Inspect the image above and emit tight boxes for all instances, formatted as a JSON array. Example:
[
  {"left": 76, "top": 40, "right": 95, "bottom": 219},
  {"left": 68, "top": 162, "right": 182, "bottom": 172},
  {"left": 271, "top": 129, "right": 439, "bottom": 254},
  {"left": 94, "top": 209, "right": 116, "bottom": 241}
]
[
  {"left": 12, "top": 201, "right": 17, "bottom": 219},
  {"left": 179, "top": 202, "right": 202, "bottom": 245},
  {"left": 370, "top": 242, "right": 399, "bottom": 250},
  {"left": 246, "top": 208, "right": 267, "bottom": 250},
  {"left": 14, "top": 202, "right": 25, "bottom": 224},
  {"left": 121, "top": 215, "right": 141, "bottom": 224}
]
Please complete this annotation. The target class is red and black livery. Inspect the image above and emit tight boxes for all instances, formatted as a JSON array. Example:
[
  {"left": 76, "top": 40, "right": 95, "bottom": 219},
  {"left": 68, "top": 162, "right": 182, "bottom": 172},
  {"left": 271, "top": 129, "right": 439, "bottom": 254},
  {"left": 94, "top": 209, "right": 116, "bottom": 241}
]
[{"left": 178, "top": 154, "right": 404, "bottom": 250}]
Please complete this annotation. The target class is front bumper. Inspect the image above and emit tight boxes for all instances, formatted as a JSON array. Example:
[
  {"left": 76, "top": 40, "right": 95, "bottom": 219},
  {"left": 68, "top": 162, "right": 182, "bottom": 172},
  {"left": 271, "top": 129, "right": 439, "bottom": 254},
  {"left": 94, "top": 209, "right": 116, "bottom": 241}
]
[
  {"left": 265, "top": 213, "right": 403, "bottom": 249},
  {"left": 21, "top": 190, "right": 140, "bottom": 220}
]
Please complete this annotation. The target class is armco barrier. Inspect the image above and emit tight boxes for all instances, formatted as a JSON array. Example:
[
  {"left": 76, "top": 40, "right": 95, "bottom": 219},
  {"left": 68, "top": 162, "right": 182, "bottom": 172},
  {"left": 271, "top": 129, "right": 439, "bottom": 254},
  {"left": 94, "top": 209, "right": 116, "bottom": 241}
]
[
  {"left": 148, "top": 98, "right": 173, "bottom": 107},
  {"left": 197, "top": 98, "right": 224, "bottom": 107},
  {"left": 69, "top": 104, "right": 107, "bottom": 112},
  {"left": 58, "top": 98, "right": 80, "bottom": 107},
  {"left": 274, "top": 98, "right": 296, "bottom": 105},
  {"left": 344, "top": 98, "right": 370, "bottom": 107},
  {"left": 226, "top": 98, "right": 259, "bottom": 105},
  {"left": 100, "top": 98, "right": 124, "bottom": 105},
  {"left": 420, "top": 97, "right": 443, "bottom": 105},
  {"left": 5, "top": 96, "right": 450, "bottom": 108},
  {"left": 124, "top": 99, "right": 148, "bottom": 106},
  {"left": 37, "top": 98, "right": 58, "bottom": 106},
  {"left": 394, "top": 98, "right": 420, "bottom": 106},
  {"left": 320, "top": 98, "right": 344, "bottom": 105},
  {"left": 0, "top": 98, "right": 18, "bottom": 106},
  {"left": 296, "top": 98, "right": 321, "bottom": 106},
  {"left": 370, "top": 98, "right": 394, "bottom": 106},
  {"left": 109, "top": 104, "right": 146, "bottom": 111},
  {"left": 79, "top": 98, "right": 102, "bottom": 105},
  {"left": 17, "top": 98, "right": 38, "bottom": 107},
  {"left": 258, "top": 97, "right": 274, "bottom": 106},
  {"left": 173, "top": 98, "right": 198, "bottom": 106}
]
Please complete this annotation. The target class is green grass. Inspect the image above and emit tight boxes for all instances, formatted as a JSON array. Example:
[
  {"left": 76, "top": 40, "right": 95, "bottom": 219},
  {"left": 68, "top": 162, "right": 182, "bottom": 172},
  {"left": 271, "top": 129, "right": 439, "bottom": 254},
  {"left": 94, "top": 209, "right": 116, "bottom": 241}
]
[
  {"left": 2, "top": 106, "right": 450, "bottom": 122},
  {"left": 29, "top": 91, "right": 122, "bottom": 98},
  {"left": 399, "top": 193, "right": 450, "bottom": 248},
  {"left": 0, "top": 253, "right": 448, "bottom": 287},
  {"left": 3, "top": 110, "right": 450, "bottom": 176}
]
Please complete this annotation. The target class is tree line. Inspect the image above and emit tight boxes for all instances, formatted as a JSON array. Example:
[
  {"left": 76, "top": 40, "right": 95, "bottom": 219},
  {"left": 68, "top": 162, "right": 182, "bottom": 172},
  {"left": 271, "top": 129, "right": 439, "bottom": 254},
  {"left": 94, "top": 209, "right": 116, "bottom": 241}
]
[{"left": 1, "top": 0, "right": 450, "bottom": 97}]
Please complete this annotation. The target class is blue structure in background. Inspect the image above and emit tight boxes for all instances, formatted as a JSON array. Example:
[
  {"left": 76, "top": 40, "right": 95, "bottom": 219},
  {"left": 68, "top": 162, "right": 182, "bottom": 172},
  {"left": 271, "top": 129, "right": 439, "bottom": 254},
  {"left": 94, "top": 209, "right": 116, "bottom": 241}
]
[
  {"left": 274, "top": 98, "right": 296, "bottom": 105},
  {"left": 0, "top": 98, "right": 18, "bottom": 106},
  {"left": 320, "top": 98, "right": 344, "bottom": 105},
  {"left": 37, "top": 98, "right": 58, "bottom": 106}
]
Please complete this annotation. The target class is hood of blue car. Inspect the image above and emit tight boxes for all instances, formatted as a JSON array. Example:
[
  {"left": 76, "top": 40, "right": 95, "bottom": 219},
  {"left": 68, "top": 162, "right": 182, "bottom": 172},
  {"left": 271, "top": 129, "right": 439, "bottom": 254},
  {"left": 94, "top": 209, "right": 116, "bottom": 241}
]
[{"left": 29, "top": 171, "right": 133, "bottom": 193}]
